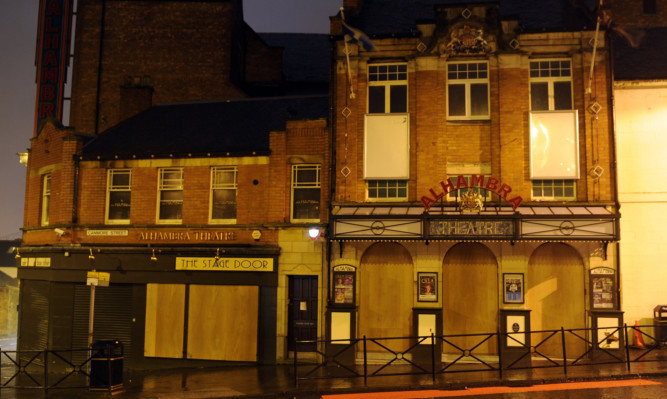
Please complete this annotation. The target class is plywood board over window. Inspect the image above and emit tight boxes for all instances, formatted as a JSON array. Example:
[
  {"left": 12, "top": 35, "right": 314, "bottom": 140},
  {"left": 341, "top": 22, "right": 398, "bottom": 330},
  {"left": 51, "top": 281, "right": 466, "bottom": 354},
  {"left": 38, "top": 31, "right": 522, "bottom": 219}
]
[
  {"left": 364, "top": 114, "right": 410, "bottom": 179},
  {"left": 187, "top": 285, "right": 259, "bottom": 362},
  {"left": 359, "top": 243, "right": 413, "bottom": 353},
  {"left": 530, "top": 110, "right": 579, "bottom": 179},
  {"left": 144, "top": 284, "right": 185, "bottom": 358}
]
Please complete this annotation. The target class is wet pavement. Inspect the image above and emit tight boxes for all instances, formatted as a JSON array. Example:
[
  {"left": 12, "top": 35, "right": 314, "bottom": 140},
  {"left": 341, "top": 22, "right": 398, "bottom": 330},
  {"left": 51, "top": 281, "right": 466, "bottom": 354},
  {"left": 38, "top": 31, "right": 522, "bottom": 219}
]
[{"left": 0, "top": 354, "right": 666, "bottom": 398}]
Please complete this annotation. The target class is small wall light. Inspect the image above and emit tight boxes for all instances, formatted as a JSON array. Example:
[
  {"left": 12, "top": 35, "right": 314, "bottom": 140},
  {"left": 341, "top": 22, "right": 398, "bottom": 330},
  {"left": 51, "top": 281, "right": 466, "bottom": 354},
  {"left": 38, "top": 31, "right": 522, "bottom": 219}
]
[
  {"left": 215, "top": 248, "right": 220, "bottom": 261},
  {"left": 150, "top": 249, "right": 158, "bottom": 262},
  {"left": 89, "top": 248, "right": 95, "bottom": 261},
  {"left": 14, "top": 248, "right": 20, "bottom": 259},
  {"left": 308, "top": 228, "right": 320, "bottom": 240},
  {"left": 17, "top": 152, "right": 28, "bottom": 167}
]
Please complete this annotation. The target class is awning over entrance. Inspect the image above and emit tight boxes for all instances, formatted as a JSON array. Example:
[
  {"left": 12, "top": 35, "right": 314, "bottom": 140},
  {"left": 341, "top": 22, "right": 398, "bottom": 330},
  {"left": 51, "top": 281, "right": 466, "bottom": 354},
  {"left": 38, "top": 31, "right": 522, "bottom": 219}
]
[{"left": 331, "top": 205, "right": 618, "bottom": 241}]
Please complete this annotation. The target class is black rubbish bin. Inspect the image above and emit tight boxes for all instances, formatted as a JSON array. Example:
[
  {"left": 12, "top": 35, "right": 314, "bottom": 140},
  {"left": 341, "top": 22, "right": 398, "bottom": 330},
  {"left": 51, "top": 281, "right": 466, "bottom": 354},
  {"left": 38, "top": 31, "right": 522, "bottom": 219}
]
[
  {"left": 90, "top": 339, "right": 123, "bottom": 391},
  {"left": 654, "top": 305, "right": 667, "bottom": 346}
]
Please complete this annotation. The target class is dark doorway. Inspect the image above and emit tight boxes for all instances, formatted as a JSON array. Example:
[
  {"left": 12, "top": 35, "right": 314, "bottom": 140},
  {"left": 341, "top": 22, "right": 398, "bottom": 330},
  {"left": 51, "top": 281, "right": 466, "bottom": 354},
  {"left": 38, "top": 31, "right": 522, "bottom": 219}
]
[{"left": 287, "top": 276, "right": 318, "bottom": 351}]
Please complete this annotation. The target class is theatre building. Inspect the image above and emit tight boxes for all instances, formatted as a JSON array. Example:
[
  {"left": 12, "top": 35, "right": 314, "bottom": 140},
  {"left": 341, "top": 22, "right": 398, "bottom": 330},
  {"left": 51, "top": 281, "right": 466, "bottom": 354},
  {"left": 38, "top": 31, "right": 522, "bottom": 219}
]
[
  {"left": 18, "top": 0, "right": 329, "bottom": 368},
  {"left": 327, "top": 0, "right": 620, "bottom": 359}
]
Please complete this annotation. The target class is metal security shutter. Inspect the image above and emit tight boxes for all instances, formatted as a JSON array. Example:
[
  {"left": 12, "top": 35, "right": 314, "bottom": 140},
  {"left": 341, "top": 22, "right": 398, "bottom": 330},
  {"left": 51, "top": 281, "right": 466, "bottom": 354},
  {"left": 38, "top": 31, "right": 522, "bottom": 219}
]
[
  {"left": 18, "top": 280, "right": 50, "bottom": 352},
  {"left": 72, "top": 284, "right": 134, "bottom": 364}
]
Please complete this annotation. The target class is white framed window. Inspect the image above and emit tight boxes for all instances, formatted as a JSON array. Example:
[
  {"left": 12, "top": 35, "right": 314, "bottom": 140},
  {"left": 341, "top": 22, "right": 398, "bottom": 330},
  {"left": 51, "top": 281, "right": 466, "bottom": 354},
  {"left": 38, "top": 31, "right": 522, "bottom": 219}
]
[
  {"left": 447, "top": 61, "right": 489, "bottom": 120},
  {"left": 210, "top": 167, "right": 237, "bottom": 223},
  {"left": 41, "top": 174, "right": 51, "bottom": 226},
  {"left": 446, "top": 175, "right": 493, "bottom": 202},
  {"left": 368, "top": 63, "right": 408, "bottom": 114},
  {"left": 291, "top": 164, "right": 320, "bottom": 222},
  {"left": 532, "top": 179, "right": 576, "bottom": 200},
  {"left": 158, "top": 168, "right": 183, "bottom": 223},
  {"left": 529, "top": 59, "right": 572, "bottom": 111},
  {"left": 367, "top": 179, "right": 408, "bottom": 201},
  {"left": 106, "top": 169, "right": 131, "bottom": 224}
]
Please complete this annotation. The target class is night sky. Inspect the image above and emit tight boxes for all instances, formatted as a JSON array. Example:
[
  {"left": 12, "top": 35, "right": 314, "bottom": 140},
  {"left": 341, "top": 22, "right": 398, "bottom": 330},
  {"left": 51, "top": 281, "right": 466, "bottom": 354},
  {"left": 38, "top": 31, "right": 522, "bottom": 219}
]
[{"left": 0, "top": 0, "right": 340, "bottom": 239}]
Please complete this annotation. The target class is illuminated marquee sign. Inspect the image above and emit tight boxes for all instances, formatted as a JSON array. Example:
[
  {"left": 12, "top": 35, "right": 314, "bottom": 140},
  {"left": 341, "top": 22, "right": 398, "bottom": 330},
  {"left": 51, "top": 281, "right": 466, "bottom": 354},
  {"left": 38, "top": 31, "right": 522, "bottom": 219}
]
[
  {"left": 34, "top": 0, "right": 74, "bottom": 135},
  {"left": 421, "top": 174, "right": 523, "bottom": 211}
]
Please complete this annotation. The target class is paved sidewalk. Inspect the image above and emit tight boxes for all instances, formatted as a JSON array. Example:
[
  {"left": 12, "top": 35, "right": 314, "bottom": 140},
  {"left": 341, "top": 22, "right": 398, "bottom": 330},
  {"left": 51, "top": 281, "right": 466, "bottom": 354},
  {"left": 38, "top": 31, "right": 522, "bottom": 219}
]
[{"left": 1, "top": 355, "right": 666, "bottom": 398}]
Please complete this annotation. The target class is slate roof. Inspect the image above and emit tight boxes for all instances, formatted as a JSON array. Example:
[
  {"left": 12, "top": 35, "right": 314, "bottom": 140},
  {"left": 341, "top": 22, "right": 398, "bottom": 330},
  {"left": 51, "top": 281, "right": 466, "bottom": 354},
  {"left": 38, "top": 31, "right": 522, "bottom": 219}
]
[
  {"left": 613, "top": 26, "right": 667, "bottom": 80},
  {"left": 342, "top": 0, "right": 598, "bottom": 38},
  {"left": 80, "top": 95, "right": 329, "bottom": 160}
]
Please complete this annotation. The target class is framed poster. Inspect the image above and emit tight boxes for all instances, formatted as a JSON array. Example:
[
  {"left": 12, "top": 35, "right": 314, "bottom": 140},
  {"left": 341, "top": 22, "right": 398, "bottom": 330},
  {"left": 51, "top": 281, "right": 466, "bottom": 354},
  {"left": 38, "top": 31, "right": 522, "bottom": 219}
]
[
  {"left": 418, "top": 272, "right": 438, "bottom": 302},
  {"left": 333, "top": 267, "right": 355, "bottom": 305},
  {"left": 503, "top": 273, "right": 524, "bottom": 304},
  {"left": 590, "top": 267, "right": 616, "bottom": 309}
]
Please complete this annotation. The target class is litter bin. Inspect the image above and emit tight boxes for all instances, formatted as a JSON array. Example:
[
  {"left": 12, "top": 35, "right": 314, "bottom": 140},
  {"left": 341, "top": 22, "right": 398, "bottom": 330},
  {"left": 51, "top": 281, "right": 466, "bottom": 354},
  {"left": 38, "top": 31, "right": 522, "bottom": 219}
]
[
  {"left": 90, "top": 339, "right": 123, "bottom": 391},
  {"left": 654, "top": 305, "right": 667, "bottom": 346},
  {"left": 653, "top": 305, "right": 667, "bottom": 346}
]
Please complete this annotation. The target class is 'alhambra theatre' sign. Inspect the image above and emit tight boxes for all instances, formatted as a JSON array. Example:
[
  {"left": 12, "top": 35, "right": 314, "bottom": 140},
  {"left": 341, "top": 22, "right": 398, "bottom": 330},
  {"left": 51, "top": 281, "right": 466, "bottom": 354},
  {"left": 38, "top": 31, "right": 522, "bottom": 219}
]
[{"left": 421, "top": 175, "right": 523, "bottom": 211}]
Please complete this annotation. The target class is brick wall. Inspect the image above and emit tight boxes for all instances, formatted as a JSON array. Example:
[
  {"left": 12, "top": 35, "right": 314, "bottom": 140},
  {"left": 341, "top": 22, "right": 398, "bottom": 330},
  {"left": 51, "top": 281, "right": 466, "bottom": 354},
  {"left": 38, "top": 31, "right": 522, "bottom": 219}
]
[
  {"left": 609, "top": 0, "right": 667, "bottom": 26},
  {"left": 131, "top": 167, "right": 158, "bottom": 224},
  {"left": 77, "top": 168, "right": 106, "bottom": 225},
  {"left": 42, "top": 117, "right": 328, "bottom": 242},
  {"left": 332, "top": 35, "right": 615, "bottom": 206},
  {"left": 269, "top": 119, "right": 329, "bottom": 223},
  {"left": 244, "top": 29, "right": 284, "bottom": 85},
  {"left": 69, "top": 0, "right": 247, "bottom": 134},
  {"left": 23, "top": 121, "right": 80, "bottom": 231}
]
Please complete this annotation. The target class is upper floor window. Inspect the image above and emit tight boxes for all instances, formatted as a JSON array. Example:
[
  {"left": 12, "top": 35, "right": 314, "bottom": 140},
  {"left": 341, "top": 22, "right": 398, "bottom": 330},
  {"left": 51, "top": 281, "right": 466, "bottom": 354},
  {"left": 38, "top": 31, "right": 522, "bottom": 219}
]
[
  {"left": 158, "top": 168, "right": 183, "bottom": 223},
  {"left": 210, "top": 167, "right": 237, "bottom": 223},
  {"left": 292, "top": 164, "right": 320, "bottom": 221},
  {"left": 530, "top": 60, "right": 572, "bottom": 111},
  {"left": 532, "top": 179, "right": 576, "bottom": 201},
  {"left": 368, "top": 64, "right": 407, "bottom": 114},
  {"left": 41, "top": 174, "right": 51, "bottom": 226},
  {"left": 447, "top": 62, "right": 489, "bottom": 120},
  {"left": 367, "top": 179, "right": 407, "bottom": 201},
  {"left": 106, "top": 169, "right": 131, "bottom": 224}
]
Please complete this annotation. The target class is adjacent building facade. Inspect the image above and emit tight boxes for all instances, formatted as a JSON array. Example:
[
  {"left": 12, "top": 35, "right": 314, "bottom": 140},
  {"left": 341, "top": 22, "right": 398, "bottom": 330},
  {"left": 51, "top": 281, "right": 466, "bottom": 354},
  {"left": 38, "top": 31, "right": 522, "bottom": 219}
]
[
  {"left": 20, "top": 0, "right": 329, "bottom": 368},
  {"left": 610, "top": 0, "right": 667, "bottom": 335}
]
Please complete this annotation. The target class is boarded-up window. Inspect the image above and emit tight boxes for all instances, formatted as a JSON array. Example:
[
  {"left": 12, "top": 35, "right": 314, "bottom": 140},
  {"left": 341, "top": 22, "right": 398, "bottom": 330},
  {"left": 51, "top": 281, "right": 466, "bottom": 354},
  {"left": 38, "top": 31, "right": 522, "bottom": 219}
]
[
  {"left": 144, "top": 284, "right": 185, "bottom": 358},
  {"left": 187, "top": 285, "right": 258, "bottom": 361}
]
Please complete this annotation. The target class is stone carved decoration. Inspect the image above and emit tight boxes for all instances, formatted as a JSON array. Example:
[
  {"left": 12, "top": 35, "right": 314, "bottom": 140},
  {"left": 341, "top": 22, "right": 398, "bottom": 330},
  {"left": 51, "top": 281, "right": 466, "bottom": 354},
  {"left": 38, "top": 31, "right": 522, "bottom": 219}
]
[
  {"left": 459, "top": 189, "right": 484, "bottom": 213},
  {"left": 432, "top": 22, "right": 494, "bottom": 57}
]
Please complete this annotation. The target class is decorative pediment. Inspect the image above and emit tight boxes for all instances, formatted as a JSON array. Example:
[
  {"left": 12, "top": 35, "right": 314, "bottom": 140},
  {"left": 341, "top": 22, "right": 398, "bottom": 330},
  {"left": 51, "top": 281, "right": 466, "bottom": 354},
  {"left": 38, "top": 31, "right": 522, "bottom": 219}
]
[{"left": 432, "top": 21, "right": 495, "bottom": 57}]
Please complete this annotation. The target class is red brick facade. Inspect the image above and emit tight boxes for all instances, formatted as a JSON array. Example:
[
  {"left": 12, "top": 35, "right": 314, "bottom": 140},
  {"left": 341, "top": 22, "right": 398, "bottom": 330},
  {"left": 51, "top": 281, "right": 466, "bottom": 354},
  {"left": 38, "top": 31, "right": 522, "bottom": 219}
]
[
  {"left": 332, "top": 37, "right": 615, "bottom": 206},
  {"left": 22, "top": 117, "right": 329, "bottom": 247},
  {"left": 69, "top": 0, "right": 282, "bottom": 134},
  {"left": 23, "top": 0, "right": 329, "bottom": 249}
]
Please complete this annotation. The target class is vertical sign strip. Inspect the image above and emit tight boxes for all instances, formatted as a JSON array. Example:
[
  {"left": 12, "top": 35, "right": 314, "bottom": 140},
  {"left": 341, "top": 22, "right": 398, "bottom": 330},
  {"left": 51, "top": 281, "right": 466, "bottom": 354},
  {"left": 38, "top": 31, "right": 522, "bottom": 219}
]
[{"left": 34, "top": 0, "right": 74, "bottom": 136}]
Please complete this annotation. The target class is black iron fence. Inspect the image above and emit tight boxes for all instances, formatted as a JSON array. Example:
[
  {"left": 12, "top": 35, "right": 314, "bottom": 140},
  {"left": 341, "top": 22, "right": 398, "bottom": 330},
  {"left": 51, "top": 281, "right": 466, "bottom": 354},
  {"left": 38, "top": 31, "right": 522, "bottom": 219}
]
[
  {"left": 294, "top": 323, "right": 666, "bottom": 387},
  {"left": 0, "top": 344, "right": 120, "bottom": 392}
]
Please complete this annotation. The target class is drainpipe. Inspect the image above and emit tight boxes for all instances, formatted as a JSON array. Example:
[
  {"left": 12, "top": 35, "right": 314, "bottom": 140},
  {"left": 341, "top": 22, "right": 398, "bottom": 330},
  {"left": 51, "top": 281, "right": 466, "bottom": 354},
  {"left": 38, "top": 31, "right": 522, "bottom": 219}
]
[
  {"left": 326, "top": 30, "right": 337, "bottom": 306},
  {"left": 606, "top": 28, "right": 622, "bottom": 312},
  {"left": 72, "top": 155, "right": 79, "bottom": 225}
]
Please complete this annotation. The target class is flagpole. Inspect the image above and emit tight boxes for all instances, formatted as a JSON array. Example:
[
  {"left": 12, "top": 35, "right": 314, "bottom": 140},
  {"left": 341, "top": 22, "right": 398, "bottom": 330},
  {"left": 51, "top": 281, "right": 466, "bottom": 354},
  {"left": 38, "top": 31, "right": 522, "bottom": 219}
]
[
  {"left": 586, "top": 0, "right": 603, "bottom": 95},
  {"left": 340, "top": 7, "right": 356, "bottom": 99}
]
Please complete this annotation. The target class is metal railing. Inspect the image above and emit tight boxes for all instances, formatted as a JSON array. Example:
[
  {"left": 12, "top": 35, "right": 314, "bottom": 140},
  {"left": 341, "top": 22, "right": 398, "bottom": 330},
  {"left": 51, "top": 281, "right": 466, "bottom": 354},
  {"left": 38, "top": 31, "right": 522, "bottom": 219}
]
[
  {"left": 0, "top": 345, "right": 118, "bottom": 392},
  {"left": 294, "top": 323, "right": 666, "bottom": 387}
]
